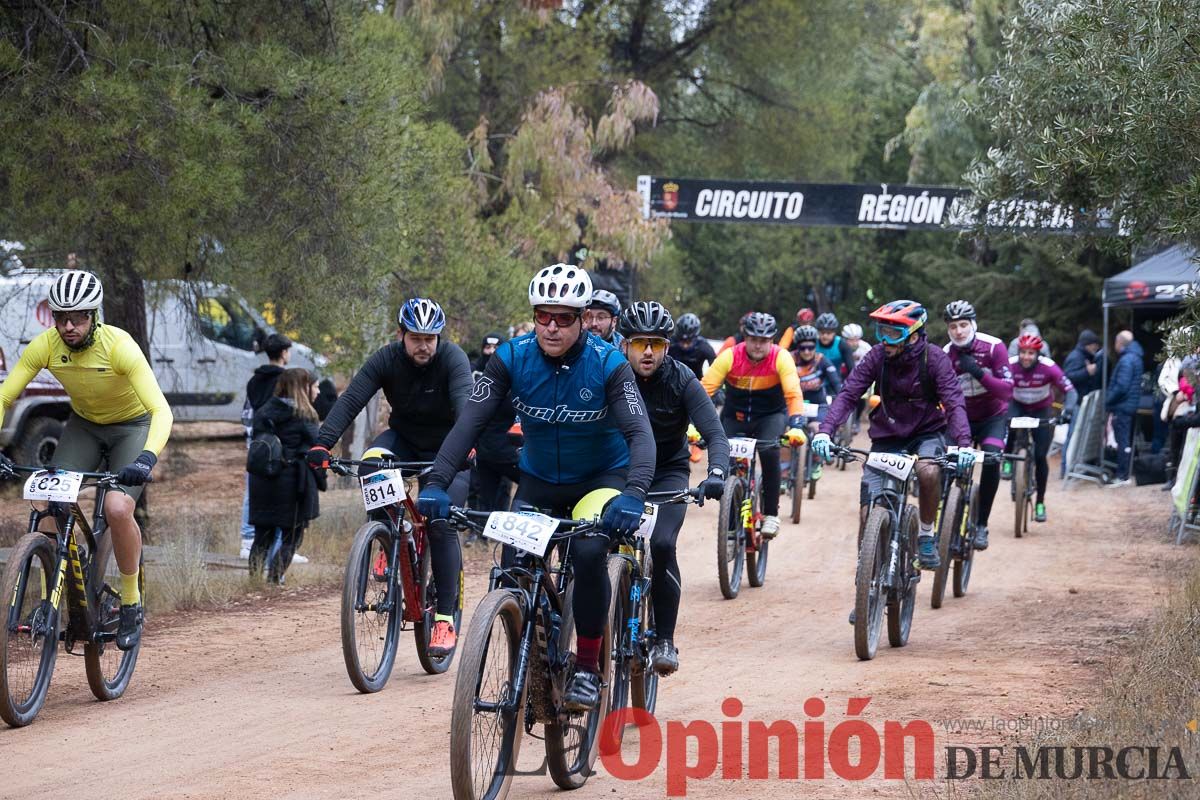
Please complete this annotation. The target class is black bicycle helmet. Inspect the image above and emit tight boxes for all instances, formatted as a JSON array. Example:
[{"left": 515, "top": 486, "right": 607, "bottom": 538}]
[
  {"left": 815, "top": 312, "right": 839, "bottom": 331},
  {"left": 943, "top": 300, "right": 976, "bottom": 322},
  {"left": 618, "top": 301, "right": 675, "bottom": 338},
  {"left": 676, "top": 312, "right": 701, "bottom": 339},
  {"left": 794, "top": 324, "right": 819, "bottom": 343},
  {"left": 743, "top": 312, "right": 778, "bottom": 339}
]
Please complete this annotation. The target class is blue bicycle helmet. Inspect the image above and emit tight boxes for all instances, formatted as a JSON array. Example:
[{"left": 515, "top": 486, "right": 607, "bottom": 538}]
[{"left": 398, "top": 298, "right": 446, "bottom": 335}]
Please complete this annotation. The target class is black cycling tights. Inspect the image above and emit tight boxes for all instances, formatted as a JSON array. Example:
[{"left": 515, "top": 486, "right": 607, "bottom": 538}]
[
  {"left": 512, "top": 470, "right": 627, "bottom": 645},
  {"left": 648, "top": 469, "right": 689, "bottom": 643},
  {"left": 977, "top": 445, "right": 1002, "bottom": 526},
  {"left": 723, "top": 413, "right": 785, "bottom": 516},
  {"left": 1032, "top": 426, "right": 1052, "bottom": 504}
]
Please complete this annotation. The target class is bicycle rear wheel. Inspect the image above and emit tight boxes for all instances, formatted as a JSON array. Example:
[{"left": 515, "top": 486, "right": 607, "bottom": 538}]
[
  {"left": 931, "top": 485, "right": 961, "bottom": 609},
  {"left": 415, "top": 533, "right": 463, "bottom": 675},
  {"left": 807, "top": 446, "right": 817, "bottom": 500},
  {"left": 0, "top": 533, "right": 59, "bottom": 727},
  {"left": 450, "top": 589, "right": 526, "bottom": 800},
  {"left": 716, "top": 476, "right": 745, "bottom": 599},
  {"left": 1013, "top": 449, "right": 1029, "bottom": 538},
  {"left": 341, "top": 521, "right": 400, "bottom": 693},
  {"left": 85, "top": 550, "right": 142, "bottom": 702},
  {"left": 789, "top": 445, "right": 802, "bottom": 524},
  {"left": 545, "top": 559, "right": 615, "bottom": 789},
  {"left": 953, "top": 486, "right": 979, "bottom": 597},
  {"left": 887, "top": 506, "right": 919, "bottom": 648},
  {"left": 854, "top": 509, "right": 888, "bottom": 661}
]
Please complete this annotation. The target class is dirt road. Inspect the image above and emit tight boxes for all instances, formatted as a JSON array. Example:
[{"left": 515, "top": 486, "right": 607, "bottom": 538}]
[{"left": 0, "top": 454, "right": 1184, "bottom": 799}]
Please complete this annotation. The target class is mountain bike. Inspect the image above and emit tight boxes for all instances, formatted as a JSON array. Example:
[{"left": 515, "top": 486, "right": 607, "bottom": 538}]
[
  {"left": 833, "top": 446, "right": 954, "bottom": 661},
  {"left": 607, "top": 487, "right": 703, "bottom": 745},
  {"left": 930, "top": 450, "right": 1005, "bottom": 608},
  {"left": 717, "top": 436, "right": 776, "bottom": 599},
  {"left": 782, "top": 402, "right": 823, "bottom": 524},
  {"left": 331, "top": 456, "right": 462, "bottom": 693},
  {"left": 447, "top": 506, "right": 615, "bottom": 800},
  {"left": 0, "top": 465, "right": 145, "bottom": 727},
  {"left": 1006, "top": 416, "right": 1057, "bottom": 538}
]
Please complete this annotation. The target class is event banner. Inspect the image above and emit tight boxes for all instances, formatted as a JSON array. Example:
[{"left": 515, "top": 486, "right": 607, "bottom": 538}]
[{"left": 636, "top": 176, "right": 1124, "bottom": 234}]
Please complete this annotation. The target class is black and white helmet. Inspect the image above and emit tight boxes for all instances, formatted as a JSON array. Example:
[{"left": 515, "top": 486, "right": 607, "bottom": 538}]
[
  {"left": 943, "top": 300, "right": 976, "bottom": 322},
  {"left": 588, "top": 290, "right": 621, "bottom": 316},
  {"left": 618, "top": 301, "right": 674, "bottom": 338},
  {"left": 794, "top": 325, "right": 819, "bottom": 343},
  {"left": 48, "top": 270, "right": 104, "bottom": 312},
  {"left": 676, "top": 313, "right": 701, "bottom": 338},
  {"left": 743, "top": 312, "right": 777, "bottom": 339},
  {"left": 528, "top": 264, "right": 592, "bottom": 309},
  {"left": 815, "top": 312, "right": 839, "bottom": 331}
]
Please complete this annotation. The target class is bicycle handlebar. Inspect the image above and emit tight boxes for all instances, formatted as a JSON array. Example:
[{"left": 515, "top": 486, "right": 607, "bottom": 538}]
[
  {"left": 328, "top": 456, "right": 434, "bottom": 478},
  {"left": 645, "top": 486, "right": 704, "bottom": 505},
  {"left": 448, "top": 506, "right": 603, "bottom": 537},
  {"left": 0, "top": 463, "right": 151, "bottom": 487}
]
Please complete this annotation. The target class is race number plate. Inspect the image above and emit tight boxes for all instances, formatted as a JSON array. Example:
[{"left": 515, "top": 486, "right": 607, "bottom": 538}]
[
  {"left": 23, "top": 470, "right": 84, "bottom": 503},
  {"left": 1010, "top": 417, "right": 1039, "bottom": 429},
  {"left": 802, "top": 402, "right": 821, "bottom": 418},
  {"left": 482, "top": 511, "right": 559, "bottom": 557},
  {"left": 946, "top": 446, "right": 986, "bottom": 459},
  {"left": 635, "top": 503, "right": 658, "bottom": 541},
  {"left": 865, "top": 452, "right": 916, "bottom": 481},
  {"left": 729, "top": 437, "right": 757, "bottom": 459},
  {"left": 360, "top": 470, "right": 404, "bottom": 511}
]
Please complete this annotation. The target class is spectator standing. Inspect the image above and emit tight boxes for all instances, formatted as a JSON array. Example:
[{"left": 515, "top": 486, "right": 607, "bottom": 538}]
[
  {"left": 1105, "top": 330, "right": 1144, "bottom": 486},
  {"left": 1007, "top": 318, "right": 1052, "bottom": 357},
  {"left": 248, "top": 369, "right": 326, "bottom": 583},
  {"left": 473, "top": 332, "right": 502, "bottom": 374},
  {"left": 1063, "top": 329, "right": 1102, "bottom": 396},
  {"left": 240, "top": 333, "right": 291, "bottom": 559}
]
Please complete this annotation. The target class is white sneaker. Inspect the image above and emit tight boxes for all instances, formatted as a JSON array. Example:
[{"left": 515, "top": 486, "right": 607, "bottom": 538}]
[
  {"left": 761, "top": 515, "right": 781, "bottom": 539},
  {"left": 1105, "top": 478, "right": 1133, "bottom": 488},
  {"left": 291, "top": 553, "right": 309, "bottom": 565},
  {"left": 239, "top": 545, "right": 251, "bottom": 560}
]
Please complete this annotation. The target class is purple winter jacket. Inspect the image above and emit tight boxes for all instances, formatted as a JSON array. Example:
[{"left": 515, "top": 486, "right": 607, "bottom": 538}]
[{"left": 820, "top": 335, "right": 971, "bottom": 447}]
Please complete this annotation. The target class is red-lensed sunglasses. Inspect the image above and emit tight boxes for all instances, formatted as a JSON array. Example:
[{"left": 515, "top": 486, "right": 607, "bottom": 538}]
[{"left": 534, "top": 309, "right": 581, "bottom": 328}]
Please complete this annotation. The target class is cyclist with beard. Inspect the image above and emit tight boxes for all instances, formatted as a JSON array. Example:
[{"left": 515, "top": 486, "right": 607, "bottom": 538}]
[
  {"left": 306, "top": 298, "right": 473, "bottom": 659},
  {"left": 942, "top": 300, "right": 1013, "bottom": 552},
  {"left": 584, "top": 289, "right": 624, "bottom": 347},
  {"left": 618, "top": 301, "right": 728, "bottom": 675},
  {"left": 0, "top": 270, "right": 173, "bottom": 651},
  {"left": 811, "top": 300, "right": 972, "bottom": 624},
  {"left": 418, "top": 265, "right": 655, "bottom": 712},
  {"left": 1008, "top": 333, "right": 1077, "bottom": 522}
]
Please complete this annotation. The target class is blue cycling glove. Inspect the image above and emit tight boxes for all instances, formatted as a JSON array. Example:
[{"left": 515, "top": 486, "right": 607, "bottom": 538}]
[
  {"left": 955, "top": 449, "right": 977, "bottom": 475},
  {"left": 417, "top": 485, "right": 451, "bottom": 520},
  {"left": 810, "top": 433, "right": 833, "bottom": 462},
  {"left": 602, "top": 492, "right": 645, "bottom": 539}
]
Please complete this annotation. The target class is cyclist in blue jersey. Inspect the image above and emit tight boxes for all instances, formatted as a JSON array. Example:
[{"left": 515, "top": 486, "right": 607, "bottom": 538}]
[
  {"left": 815, "top": 312, "right": 857, "bottom": 377},
  {"left": 419, "top": 265, "right": 655, "bottom": 712}
]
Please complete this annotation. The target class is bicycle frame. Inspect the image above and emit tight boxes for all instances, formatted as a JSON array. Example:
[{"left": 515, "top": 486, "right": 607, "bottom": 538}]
[{"left": 729, "top": 449, "right": 764, "bottom": 549}]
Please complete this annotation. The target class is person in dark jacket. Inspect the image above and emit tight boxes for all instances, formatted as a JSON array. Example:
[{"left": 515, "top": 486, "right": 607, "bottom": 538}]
[
  {"left": 1105, "top": 331, "right": 1144, "bottom": 485},
  {"left": 472, "top": 332, "right": 503, "bottom": 374},
  {"left": 239, "top": 333, "right": 291, "bottom": 558},
  {"left": 1063, "top": 329, "right": 1102, "bottom": 397},
  {"left": 313, "top": 378, "right": 338, "bottom": 421},
  {"left": 249, "top": 368, "right": 325, "bottom": 583}
]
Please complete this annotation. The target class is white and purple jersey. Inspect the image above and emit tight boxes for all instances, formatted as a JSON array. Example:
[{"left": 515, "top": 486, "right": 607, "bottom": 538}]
[
  {"left": 945, "top": 332, "right": 1013, "bottom": 421},
  {"left": 1009, "top": 355, "right": 1074, "bottom": 412}
]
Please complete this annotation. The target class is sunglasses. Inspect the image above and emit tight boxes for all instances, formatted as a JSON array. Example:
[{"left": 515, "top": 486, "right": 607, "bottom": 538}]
[
  {"left": 629, "top": 337, "right": 669, "bottom": 354},
  {"left": 534, "top": 309, "right": 581, "bottom": 328},
  {"left": 52, "top": 310, "right": 92, "bottom": 327},
  {"left": 796, "top": 344, "right": 816, "bottom": 352}
]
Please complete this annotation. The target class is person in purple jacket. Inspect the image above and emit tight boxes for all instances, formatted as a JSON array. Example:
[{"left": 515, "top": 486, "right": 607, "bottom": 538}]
[
  {"left": 943, "top": 300, "right": 1013, "bottom": 552},
  {"left": 812, "top": 300, "right": 972, "bottom": 624},
  {"left": 1007, "top": 333, "right": 1078, "bottom": 523}
]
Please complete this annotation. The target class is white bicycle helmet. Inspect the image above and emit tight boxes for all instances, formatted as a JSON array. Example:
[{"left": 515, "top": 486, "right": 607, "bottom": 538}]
[
  {"left": 528, "top": 264, "right": 592, "bottom": 309},
  {"left": 48, "top": 270, "right": 104, "bottom": 312},
  {"left": 841, "top": 323, "right": 863, "bottom": 340}
]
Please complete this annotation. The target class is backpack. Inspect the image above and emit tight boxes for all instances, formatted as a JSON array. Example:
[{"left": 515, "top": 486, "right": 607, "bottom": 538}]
[{"left": 247, "top": 419, "right": 287, "bottom": 478}]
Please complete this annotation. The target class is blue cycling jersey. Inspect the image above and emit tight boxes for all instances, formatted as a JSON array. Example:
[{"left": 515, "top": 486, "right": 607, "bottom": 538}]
[
  {"left": 496, "top": 332, "right": 630, "bottom": 484},
  {"left": 816, "top": 335, "right": 847, "bottom": 372}
]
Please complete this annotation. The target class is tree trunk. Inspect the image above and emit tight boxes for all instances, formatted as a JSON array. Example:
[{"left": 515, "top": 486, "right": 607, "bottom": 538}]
[{"left": 97, "top": 248, "right": 150, "bottom": 357}]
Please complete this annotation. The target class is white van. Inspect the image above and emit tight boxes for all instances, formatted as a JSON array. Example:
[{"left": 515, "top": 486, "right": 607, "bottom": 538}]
[{"left": 0, "top": 272, "right": 325, "bottom": 463}]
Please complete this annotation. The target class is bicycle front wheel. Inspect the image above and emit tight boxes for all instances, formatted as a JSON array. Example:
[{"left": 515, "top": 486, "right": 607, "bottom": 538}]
[
  {"left": 931, "top": 485, "right": 961, "bottom": 610},
  {"left": 854, "top": 508, "right": 888, "bottom": 661},
  {"left": 789, "top": 444, "right": 803, "bottom": 524},
  {"left": 953, "top": 486, "right": 979, "bottom": 597},
  {"left": 887, "top": 506, "right": 918, "bottom": 648},
  {"left": 1013, "top": 449, "right": 1029, "bottom": 538},
  {"left": 0, "top": 533, "right": 59, "bottom": 727},
  {"left": 451, "top": 589, "right": 526, "bottom": 800},
  {"left": 85, "top": 553, "right": 142, "bottom": 701},
  {"left": 716, "top": 476, "right": 746, "bottom": 599},
  {"left": 341, "top": 521, "right": 400, "bottom": 693}
]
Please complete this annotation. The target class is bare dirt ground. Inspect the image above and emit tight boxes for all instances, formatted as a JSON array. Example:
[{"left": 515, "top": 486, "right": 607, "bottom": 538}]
[{"left": 0, "top": 434, "right": 1187, "bottom": 799}]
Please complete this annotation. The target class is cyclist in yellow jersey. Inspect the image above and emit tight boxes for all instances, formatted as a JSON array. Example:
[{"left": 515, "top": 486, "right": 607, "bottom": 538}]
[{"left": 0, "top": 271, "right": 172, "bottom": 651}]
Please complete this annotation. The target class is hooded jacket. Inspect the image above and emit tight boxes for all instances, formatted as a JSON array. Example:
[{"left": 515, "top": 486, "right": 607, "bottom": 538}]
[
  {"left": 1063, "top": 329, "right": 1101, "bottom": 397},
  {"left": 820, "top": 335, "right": 971, "bottom": 447},
  {"left": 1105, "top": 339, "right": 1145, "bottom": 415}
]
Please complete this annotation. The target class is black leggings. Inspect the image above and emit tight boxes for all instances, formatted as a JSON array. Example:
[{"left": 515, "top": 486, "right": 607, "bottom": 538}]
[
  {"left": 648, "top": 468, "right": 689, "bottom": 642},
  {"left": 513, "top": 470, "right": 626, "bottom": 641},
  {"left": 969, "top": 415, "right": 1007, "bottom": 527},
  {"left": 476, "top": 459, "right": 521, "bottom": 513},
  {"left": 369, "top": 429, "right": 467, "bottom": 617},
  {"left": 722, "top": 412, "right": 785, "bottom": 516},
  {"left": 250, "top": 525, "right": 304, "bottom": 582}
]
